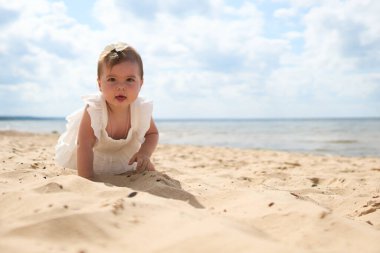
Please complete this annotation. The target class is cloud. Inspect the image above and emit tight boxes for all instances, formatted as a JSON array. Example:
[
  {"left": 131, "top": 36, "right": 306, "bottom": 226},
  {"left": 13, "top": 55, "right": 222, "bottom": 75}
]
[
  {"left": 91, "top": 0, "right": 273, "bottom": 117},
  {"left": 0, "top": 0, "right": 105, "bottom": 115},
  {"left": 303, "top": 0, "right": 380, "bottom": 71},
  {"left": 112, "top": 0, "right": 215, "bottom": 20},
  {"left": 0, "top": 6, "right": 19, "bottom": 28},
  {"left": 274, "top": 7, "right": 297, "bottom": 18},
  {"left": 0, "top": 0, "right": 379, "bottom": 118}
]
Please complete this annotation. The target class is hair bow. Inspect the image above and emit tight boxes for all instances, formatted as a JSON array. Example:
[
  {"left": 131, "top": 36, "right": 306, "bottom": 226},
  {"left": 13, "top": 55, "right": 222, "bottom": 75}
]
[{"left": 104, "top": 42, "right": 129, "bottom": 53}]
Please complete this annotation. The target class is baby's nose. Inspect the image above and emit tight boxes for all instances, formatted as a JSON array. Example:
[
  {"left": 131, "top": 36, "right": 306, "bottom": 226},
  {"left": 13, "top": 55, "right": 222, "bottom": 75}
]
[{"left": 117, "top": 84, "right": 125, "bottom": 90}]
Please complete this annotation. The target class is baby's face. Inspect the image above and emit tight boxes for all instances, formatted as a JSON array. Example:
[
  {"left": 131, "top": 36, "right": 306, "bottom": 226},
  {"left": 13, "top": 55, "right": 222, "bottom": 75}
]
[{"left": 98, "top": 61, "right": 143, "bottom": 110}]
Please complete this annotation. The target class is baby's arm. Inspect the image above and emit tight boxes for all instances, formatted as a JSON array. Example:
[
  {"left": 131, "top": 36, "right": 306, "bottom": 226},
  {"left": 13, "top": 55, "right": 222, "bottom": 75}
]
[
  {"left": 129, "top": 117, "right": 159, "bottom": 171},
  {"left": 77, "top": 107, "right": 96, "bottom": 179}
]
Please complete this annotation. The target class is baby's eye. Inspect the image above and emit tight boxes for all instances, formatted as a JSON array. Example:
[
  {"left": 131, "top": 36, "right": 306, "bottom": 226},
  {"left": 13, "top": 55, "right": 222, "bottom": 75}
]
[
  {"left": 107, "top": 77, "right": 116, "bottom": 82},
  {"left": 126, "top": 78, "right": 135, "bottom": 82}
]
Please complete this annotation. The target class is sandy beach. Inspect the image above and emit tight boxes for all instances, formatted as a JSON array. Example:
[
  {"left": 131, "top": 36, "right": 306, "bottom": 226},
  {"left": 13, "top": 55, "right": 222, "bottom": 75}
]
[{"left": 0, "top": 131, "right": 379, "bottom": 253}]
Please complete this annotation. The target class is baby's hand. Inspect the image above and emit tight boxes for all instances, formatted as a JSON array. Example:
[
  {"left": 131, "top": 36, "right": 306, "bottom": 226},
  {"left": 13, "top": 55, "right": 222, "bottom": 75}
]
[{"left": 129, "top": 152, "right": 155, "bottom": 172}]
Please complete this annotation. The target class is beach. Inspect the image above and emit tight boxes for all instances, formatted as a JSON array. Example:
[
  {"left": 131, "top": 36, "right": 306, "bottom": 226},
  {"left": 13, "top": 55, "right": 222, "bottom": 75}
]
[{"left": 0, "top": 131, "right": 379, "bottom": 253}]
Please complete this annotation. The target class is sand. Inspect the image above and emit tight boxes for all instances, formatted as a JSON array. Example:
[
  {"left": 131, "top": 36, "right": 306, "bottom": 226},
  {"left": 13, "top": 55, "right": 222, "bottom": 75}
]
[{"left": 0, "top": 131, "right": 379, "bottom": 253}]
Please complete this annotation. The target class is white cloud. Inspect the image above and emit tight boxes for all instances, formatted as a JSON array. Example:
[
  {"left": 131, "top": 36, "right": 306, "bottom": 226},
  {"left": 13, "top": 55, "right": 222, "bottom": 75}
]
[
  {"left": 283, "top": 31, "right": 303, "bottom": 40},
  {"left": 274, "top": 8, "right": 297, "bottom": 18},
  {"left": 0, "top": 0, "right": 105, "bottom": 115},
  {"left": 0, "top": 0, "right": 379, "bottom": 118}
]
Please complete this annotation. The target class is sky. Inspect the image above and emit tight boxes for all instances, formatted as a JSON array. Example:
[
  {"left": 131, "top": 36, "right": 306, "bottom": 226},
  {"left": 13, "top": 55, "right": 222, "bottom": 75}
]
[{"left": 0, "top": 0, "right": 379, "bottom": 119}]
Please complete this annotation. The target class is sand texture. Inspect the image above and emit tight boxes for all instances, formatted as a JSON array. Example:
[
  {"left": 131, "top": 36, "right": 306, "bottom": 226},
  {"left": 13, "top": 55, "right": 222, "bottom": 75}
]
[{"left": 0, "top": 131, "right": 379, "bottom": 253}]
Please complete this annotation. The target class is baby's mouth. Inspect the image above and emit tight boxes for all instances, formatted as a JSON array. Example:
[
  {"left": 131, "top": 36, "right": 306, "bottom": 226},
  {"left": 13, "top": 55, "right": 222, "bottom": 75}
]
[{"left": 115, "top": 95, "right": 127, "bottom": 102}]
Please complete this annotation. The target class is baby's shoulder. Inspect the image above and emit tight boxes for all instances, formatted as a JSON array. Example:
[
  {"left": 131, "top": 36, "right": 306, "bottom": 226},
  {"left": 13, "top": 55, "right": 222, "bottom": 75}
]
[
  {"left": 82, "top": 93, "right": 104, "bottom": 108},
  {"left": 134, "top": 96, "right": 153, "bottom": 106},
  {"left": 132, "top": 97, "right": 153, "bottom": 114}
]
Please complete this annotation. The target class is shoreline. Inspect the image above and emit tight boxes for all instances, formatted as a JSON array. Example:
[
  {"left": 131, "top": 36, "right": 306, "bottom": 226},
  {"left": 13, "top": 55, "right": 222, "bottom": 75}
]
[
  {"left": 1, "top": 131, "right": 379, "bottom": 252},
  {"left": 1, "top": 116, "right": 380, "bottom": 158},
  {"left": 1, "top": 130, "right": 378, "bottom": 159}
]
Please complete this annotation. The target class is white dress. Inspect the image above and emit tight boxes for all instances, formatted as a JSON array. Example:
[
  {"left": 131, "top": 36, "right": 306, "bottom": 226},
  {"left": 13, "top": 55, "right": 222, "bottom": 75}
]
[{"left": 55, "top": 93, "right": 153, "bottom": 175}]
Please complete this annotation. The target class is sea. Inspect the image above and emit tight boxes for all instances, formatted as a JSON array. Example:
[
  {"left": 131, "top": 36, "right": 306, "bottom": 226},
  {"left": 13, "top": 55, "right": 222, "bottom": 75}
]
[{"left": 0, "top": 117, "right": 379, "bottom": 157}]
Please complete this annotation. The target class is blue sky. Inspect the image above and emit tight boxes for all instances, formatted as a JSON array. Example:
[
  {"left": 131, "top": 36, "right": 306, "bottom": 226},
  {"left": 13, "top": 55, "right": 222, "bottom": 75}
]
[{"left": 0, "top": 0, "right": 379, "bottom": 118}]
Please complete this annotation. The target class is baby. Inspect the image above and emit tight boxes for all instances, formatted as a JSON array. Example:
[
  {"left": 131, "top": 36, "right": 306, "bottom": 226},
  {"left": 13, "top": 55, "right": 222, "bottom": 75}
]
[{"left": 55, "top": 42, "right": 159, "bottom": 179}]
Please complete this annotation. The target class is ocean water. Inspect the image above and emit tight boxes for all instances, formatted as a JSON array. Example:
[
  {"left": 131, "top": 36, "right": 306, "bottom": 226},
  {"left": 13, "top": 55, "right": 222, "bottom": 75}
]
[{"left": 0, "top": 117, "right": 379, "bottom": 157}]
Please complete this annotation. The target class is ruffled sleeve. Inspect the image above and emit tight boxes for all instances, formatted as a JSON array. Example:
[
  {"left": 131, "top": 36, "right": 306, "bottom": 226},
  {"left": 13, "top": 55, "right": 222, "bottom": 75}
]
[
  {"left": 82, "top": 93, "right": 107, "bottom": 140},
  {"left": 131, "top": 97, "right": 153, "bottom": 143},
  {"left": 55, "top": 107, "right": 84, "bottom": 169},
  {"left": 55, "top": 93, "right": 106, "bottom": 170}
]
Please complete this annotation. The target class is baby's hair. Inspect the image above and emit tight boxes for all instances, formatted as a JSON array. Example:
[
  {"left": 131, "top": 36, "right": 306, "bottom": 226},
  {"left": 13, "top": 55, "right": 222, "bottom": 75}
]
[{"left": 97, "top": 42, "right": 144, "bottom": 79}]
